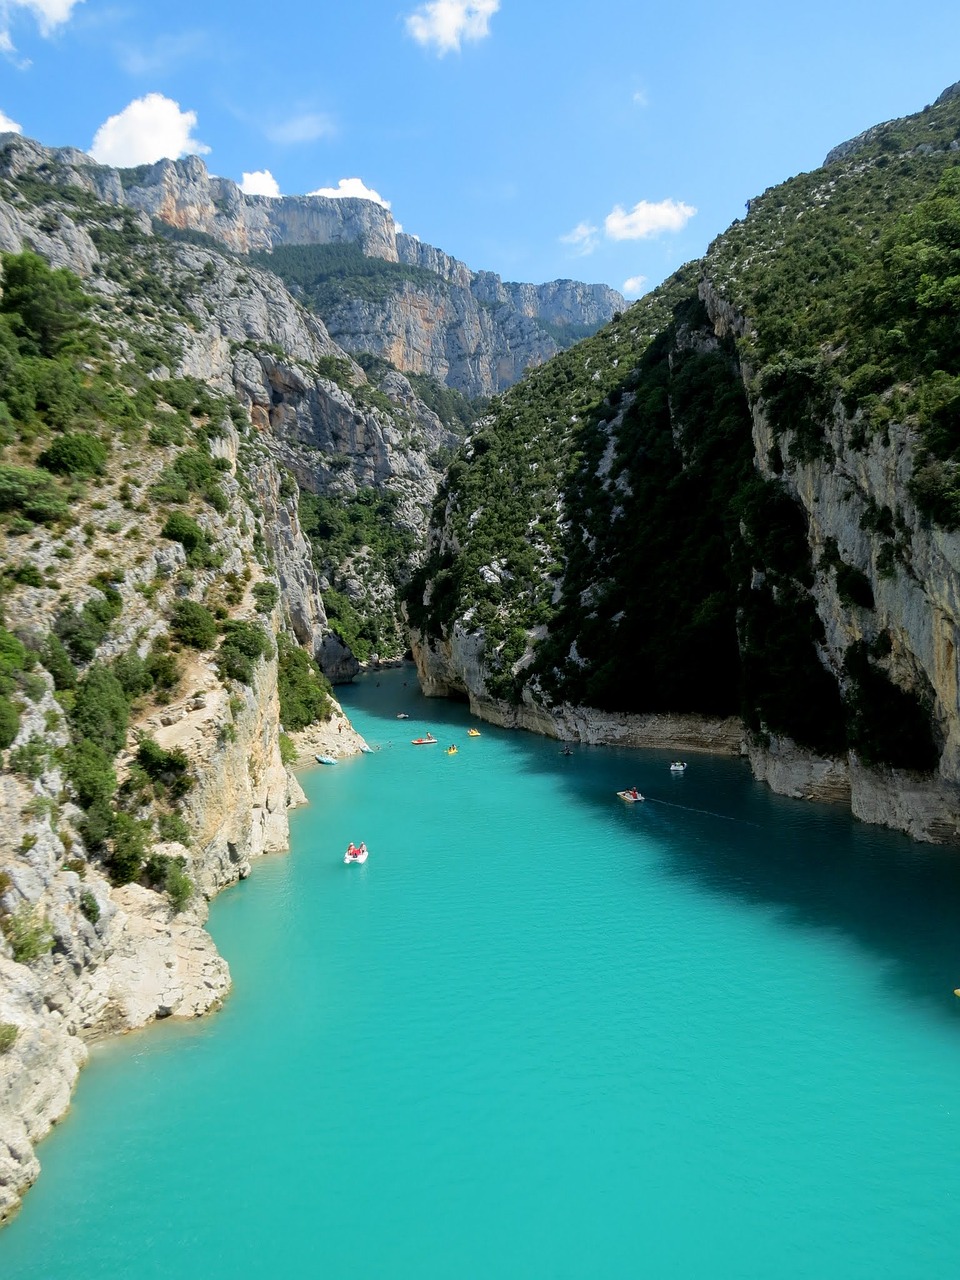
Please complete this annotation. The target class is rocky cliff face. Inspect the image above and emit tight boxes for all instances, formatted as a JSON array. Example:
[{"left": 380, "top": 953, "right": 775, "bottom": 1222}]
[
  {"left": 0, "top": 135, "right": 624, "bottom": 400},
  {"left": 0, "top": 148, "right": 416, "bottom": 1219},
  {"left": 408, "top": 83, "right": 960, "bottom": 846}
]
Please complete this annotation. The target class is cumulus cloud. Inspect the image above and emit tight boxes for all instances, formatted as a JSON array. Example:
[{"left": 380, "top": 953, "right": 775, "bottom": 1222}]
[
  {"left": 622, "top": 275, "right": 647, "bottom": 297},
  {"left": 241, "top": 169, "right": 281, "bottom": 198},
  {"left": 405, "top": 0, "right": 499, "bottom": 55},
  {"left": 89, "top": 93, "right": 209, "bottom": 167},
  {"left": 560, "top": 221, "right": 600, "bottom": 256},
  {"left": 266, "top": 112, "right": 335, "bottom": 145},
  {"left": 604, "top": 198, "right": 696, "bottom": 241},
  {"left": 309, "top": 177, "right": 391, "bottom": 208},
  {"left": 1, "top": 0, "right": 81, "bottom": 54},
  {"left": 0, "top": 107, "right": 22, "bottom": 133}
]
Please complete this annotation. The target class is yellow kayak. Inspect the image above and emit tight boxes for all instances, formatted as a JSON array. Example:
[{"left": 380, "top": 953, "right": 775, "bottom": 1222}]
[
  {"left": 467, "top": 729, "right": 481, "bottom": 737},
  {"left": 447, "top": 746, "right": 458, "bottom": 755}
]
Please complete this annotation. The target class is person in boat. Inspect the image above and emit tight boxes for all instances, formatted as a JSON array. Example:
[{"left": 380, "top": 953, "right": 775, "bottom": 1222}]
[
  {"left": 630, "top": 787, "right": 639, "bottom": 799},
  {"left": 346, "top": 842, "right": 357, "bottom": 857},
  {"left": 358, "top": 842, "right": 367, "bottom": 857}
]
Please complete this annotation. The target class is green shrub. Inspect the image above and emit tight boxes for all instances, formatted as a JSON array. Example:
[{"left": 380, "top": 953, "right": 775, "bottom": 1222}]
[
  {"left": 0, "top": 464, "right": 68, "bottom": 523},
  {"left": 71, "top": 664, "right": 129, "bottom": 757},
  {"left": 277, "top": 633, "right": 332, "bottom": 729},
  {"left": 252, "top": 581, "right": 279, "bottom": 612},
  {"left": 169, "top": 599, "right": 218, "bottom": 649},
  {"left": 2, "top": 904, "right": 55, "bottom": 964},
  {"left": 112, "top": 649, "right": 153, "bottom": 698},
  {"left": 0, "top": 250, "right": 90, "bottom": 358},
  {"left": 37, "top": 432, "right": 108, "bottom": 478},
  {"left": 8, "top": 735, "right": 48, "bottom": 779},
  {"left": 278, "top": 732, "right": 297, "bottom": 766},
  {"left": 53, "top": 588, "right": 123, "bottom": 663},
  {"left": 215, "top": 620, "right": 274, "bottom": 685},
  {"left": 0, "top": 1022, "right": 17, "bottom": 1055},
  {"left": 0, "top": 695, "right": 19, "bottom": 748},
  {"left": 136, "top": 736, "right": 193, "bottom": 799},
  {"left": 161, "top": 511, "right": 214, "bottom": 566},
  {"left": 78, "top": 889, "right": 100, "bottom": 924},
  {"left": 65, "top": 738, "right": 117, "bottom": 809},
  {"left": 157, "top": 811, "right": 192, "bottom": 845},
  {"left": 40, "top": 633, "right": 77, "bottom": 690},
  {"left": 108, "top": 812, "right": 149, "bottom": 884}
]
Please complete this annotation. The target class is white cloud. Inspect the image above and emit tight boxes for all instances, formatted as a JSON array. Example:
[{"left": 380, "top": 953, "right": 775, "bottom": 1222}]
[
  {"left": 622, "top": 275, "right": 647, "bottom": 297},
  {"left": 89, "top": 93, "right": 209, "bottom": 167},
  {"left": 405, "top": 0, "right": 499, "bottom": 55},
  {"left": 604, "top": 198, "right": 696, "bottom": 240},
  {"left": 1, "top": 0, "right": 82, "bottom": 52},
  {"left": 309, "top": 177, "right": 391, "bottom": 209},
  {"left": 559, "top": 221, "right": 600, "bottom": 256},
  {"left": 241, "top": 169, "right": 281, "bottom": 198},
  {"left": 0, "top": 106, "right": 22, "bottom": 132},
  {"left": 266, "top": 112, "right": 335, "bottom": 145},
  {"left": 632, "top": 89, "right": 648, "bottom": 107}
]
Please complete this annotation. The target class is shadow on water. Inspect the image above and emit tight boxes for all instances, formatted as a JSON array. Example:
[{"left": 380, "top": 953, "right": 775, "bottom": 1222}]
[
  {"left": 343, "top": 669, "right": 960, "bottom": 1023},
  {"left": 540, "top": 742, "right": 960, "bottom": 1022}
]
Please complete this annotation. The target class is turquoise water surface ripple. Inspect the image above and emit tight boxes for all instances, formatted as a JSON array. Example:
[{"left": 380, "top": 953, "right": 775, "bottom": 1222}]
[{"left": 4, "top": 668, "right": 960, "bottom": 1277}]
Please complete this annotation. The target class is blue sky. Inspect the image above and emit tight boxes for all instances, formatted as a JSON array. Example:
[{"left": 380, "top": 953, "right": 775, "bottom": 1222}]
[{"left": 1, "top": 1, "right": 959, "bottom": 298}]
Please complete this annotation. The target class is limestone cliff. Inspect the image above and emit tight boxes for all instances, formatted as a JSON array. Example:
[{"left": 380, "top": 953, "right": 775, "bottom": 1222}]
[
  {"left": 408, "top": 82, "right": 960, "bottom": 846},
  {"left": 0, "top": 135, "right": 624, "bottom": 399}
]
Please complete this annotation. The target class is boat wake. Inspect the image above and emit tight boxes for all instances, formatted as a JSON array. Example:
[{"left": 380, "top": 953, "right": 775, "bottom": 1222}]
[{"left": 644, "top": 796, "right": 760, "bottom": 827}]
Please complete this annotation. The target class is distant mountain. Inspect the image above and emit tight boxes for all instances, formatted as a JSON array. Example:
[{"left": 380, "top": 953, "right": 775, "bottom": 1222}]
[{"left": 0, "top": 136, "right": 623, "bottom": 398}]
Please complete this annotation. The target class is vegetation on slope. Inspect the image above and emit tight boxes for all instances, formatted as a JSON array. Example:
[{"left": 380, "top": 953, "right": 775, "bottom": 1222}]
[{"left": 411, "top": 87, "right": 960, "bottom": 771}]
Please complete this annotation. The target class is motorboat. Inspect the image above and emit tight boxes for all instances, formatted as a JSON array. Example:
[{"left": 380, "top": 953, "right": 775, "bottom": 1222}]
[
  {"left": 412, "top": 735, "right": 438, "bottom": 745},
  {"left": 617, "top": 789, "right": 644, "bottom": 803},
  {"left": 316, "top": 754, "right": 337, "bottom": 765},
  {"left": 397, "top": 713, "right": 410, "bottom": 720},
  {"left": 344, "top": 842, "right": 368, "bottom": 864},
  {"left": 467, "top": 729, "right": 481, "bottom": 737},
  {"left": 669, "top": 761, "right": 688, "bottom": 773}
]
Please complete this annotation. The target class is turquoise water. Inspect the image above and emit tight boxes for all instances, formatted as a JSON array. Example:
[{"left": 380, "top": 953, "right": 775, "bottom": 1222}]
[{"left": 5, "top": 668, "right": 960, "bottom": 1277}]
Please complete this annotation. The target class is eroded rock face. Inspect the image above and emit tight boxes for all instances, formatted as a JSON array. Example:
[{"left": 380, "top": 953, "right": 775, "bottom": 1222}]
[{"left": 0, "top": 135, "right": 624, "bottom": 399}]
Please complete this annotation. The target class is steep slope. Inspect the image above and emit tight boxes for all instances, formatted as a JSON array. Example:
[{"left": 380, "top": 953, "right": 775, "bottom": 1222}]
[
  {"left": 0, "top": 141, "right": 456, "bottom": 1216},
  {"left": 0, "top": 134, "right": 623, "bottom": 399},
  {"left": 409, "top": 81, "right": 960, "bottom": 844}
]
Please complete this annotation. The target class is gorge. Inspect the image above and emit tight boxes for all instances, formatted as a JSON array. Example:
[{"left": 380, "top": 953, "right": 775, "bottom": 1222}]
[{"left": 3, "top": 77, "right": 960, "bottom": 1227}]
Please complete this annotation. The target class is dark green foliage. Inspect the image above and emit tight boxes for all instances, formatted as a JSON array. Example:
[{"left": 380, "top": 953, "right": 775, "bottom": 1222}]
[
  {"left": 108, "top": 812, "right": 149, "bottom": 885},
  {"left": 111, "top": 649, "right": 153, "bottom": 698},
  {"left": 37, "top": 431, "right": 109, "bottom": 477},
  {"left": 835, "top": 563, "right": 875, "bottom": 609},
  {"left": 277, "top": 633, "right": 333, "bottom": 729},
  {"left": 403, "top": 369, "right": 486, "bottom": 432},
  {"left": 65, "top": 739, "right": 116, "bottom": 810},
  {"left": 0, "top": 1023, "right": 18, "bottom": 1055},
  {"left": 71, "top": 664, "right": 129, "bottom": 757},
  {"left": 0, "top": 464, "right": 67, "bottom": 523},
  {"left": 0, "top": 250, "right": 90, "bottom": 357},
  {"left": 843, "top": 642, "right": 939, "bottom": 771},
  {"left": 152, "top": 447, "right": 226, "bottom": 513},
  {"left": 169, "top": 599, "right": 219, "bottom": 649},
  {"left": 144, "top": 853, "right": 193, "bottom": 910},
  {"left": 8, "top": 735, "right": 48, "bottom": 779},
  {"left": 157, "top": 812, "right": 191, "bottom": 845},
  {"left": 251, "top": 581, "right": 279, "bottom": 613},
  {"left": 78, "top": 889, "right": 100, "bottom": 924},
  {"left": 161, "top": 511, "right": 214, "bottom": 566},
  {"left": 251, "top": 242, "right": 443, "bottom": 317},
  {"left": 136, "top": 736, "right": 193, "bottom": 799},
  {"left": 54, "top": 587, "right": 123, "bottom": 663},
  {"left": 215, "top": 620, "right": 274, "bottom": 685},
  {"left": 0, "top": 696, "right": 18, "bottom": 749}
]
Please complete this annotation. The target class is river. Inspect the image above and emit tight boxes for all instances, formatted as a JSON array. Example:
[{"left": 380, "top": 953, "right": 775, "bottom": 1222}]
[{"left": 3, "top": 667, "right": 960, "bottom": 1277}]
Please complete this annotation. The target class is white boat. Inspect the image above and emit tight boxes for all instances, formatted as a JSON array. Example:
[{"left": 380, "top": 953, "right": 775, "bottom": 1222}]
[
  {"left": 344, "top": 843, "right": 368, "bottom": 864},
  {"left": 617, "top": 790, "right": 644, "bottom": 803},
  {"left": 359, "top": 744, "right": 372, "bottom": 754},
  {"left": 397, "top": 713, "right": 410, "bottom": 720},
  {"left": 669, "top": 761, "right": 687, "bottom": 773},
  {"left": 316, "top": 754, "right": 337, "bottom": 766}
]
